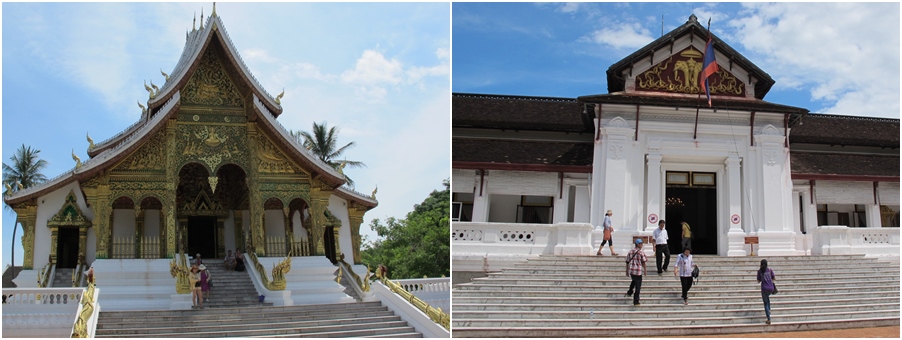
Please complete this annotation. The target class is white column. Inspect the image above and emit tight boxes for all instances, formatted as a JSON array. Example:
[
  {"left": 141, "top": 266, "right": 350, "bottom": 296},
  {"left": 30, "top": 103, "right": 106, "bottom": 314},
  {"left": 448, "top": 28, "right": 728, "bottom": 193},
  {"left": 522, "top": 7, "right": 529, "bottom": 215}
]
[
  {"left": 553, "top": 184, "right": 570, "bottom": 223},
  {"left": 645, "top": 153, "right": 662, "bottom": 232},
  {"left": 865, "top": 204, "right": 882, "bottom": 228},
  {"left": 725, "top": 156, "right": 746, "bottom": 256},
  {"left": 471, "top": 173, "right": 490, "bottom": 223},
  {"left": 590, "top": 120, "right": 605, "bottom": 229},
  {"left": 754, "top": 130, "right": 797, "bottom": 256}
]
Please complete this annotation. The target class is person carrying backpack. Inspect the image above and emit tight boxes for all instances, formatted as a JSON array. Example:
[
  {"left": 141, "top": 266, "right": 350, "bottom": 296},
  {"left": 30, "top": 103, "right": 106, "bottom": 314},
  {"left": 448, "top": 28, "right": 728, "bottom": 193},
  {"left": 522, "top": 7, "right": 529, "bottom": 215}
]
[
  {"left": 757, "top": 259, "right": 777, "bottom": 324},
  {"left": 624, "top": 238, "right": 648, "bottom": 306},
  {"left": 674, "top": 247, "right": 698, "bottom": 305}
]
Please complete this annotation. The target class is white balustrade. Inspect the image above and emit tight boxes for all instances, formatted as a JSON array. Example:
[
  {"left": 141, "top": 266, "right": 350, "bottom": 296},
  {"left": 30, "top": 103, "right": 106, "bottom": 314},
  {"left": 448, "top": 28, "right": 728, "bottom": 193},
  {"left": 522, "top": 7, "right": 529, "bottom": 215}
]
[
  {"left": 394, "top": 278, "right": 450, "bottom": 314},
  {"left": 2, "top": 288, "right": 85, "bottom": 338},
  {"left": 813, "top": 225, "right": 900, "bottom": 256}
]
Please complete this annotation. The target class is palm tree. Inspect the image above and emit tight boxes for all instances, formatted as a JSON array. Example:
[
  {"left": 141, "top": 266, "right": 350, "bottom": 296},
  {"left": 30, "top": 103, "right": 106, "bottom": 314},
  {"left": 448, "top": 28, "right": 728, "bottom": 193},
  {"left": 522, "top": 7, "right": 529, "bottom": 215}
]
[
  {"left": 3, "top": 144, "right": 49, "bottom": 277},
  {"left": 290, "top": 122, "right": 365, "bottom": 187}
]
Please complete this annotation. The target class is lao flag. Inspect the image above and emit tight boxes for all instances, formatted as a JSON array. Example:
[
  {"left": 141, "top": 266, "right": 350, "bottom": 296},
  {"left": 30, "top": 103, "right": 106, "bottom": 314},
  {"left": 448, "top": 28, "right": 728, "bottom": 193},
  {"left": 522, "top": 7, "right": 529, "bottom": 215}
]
[{"left": 700, "top": 37, "right": 719, "bottom": 107}]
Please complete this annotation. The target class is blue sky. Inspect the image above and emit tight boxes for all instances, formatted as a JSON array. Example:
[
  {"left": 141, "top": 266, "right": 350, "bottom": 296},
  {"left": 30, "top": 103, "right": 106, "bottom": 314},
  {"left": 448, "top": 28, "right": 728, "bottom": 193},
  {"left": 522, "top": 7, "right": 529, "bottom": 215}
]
[
  {"left": 2, "top": 3, "right": 450, "bottom": 269},
  {"left": 453, "top": 2, "right": 900, "bottom": 118}
]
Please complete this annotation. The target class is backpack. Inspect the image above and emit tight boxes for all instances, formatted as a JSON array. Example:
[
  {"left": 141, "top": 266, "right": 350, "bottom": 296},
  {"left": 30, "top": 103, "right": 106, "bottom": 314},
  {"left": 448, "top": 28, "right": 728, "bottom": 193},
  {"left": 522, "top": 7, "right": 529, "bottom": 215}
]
[{"left": 691, "top": 265, "right": 700, "bottom": 284}]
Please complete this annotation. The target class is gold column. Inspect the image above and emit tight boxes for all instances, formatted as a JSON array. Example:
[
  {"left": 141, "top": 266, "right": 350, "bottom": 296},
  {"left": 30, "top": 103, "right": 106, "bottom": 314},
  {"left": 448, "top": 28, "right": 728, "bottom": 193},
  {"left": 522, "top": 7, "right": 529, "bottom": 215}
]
[
  {"left": 283, "top": 206, "right": 293, "bottom": 253},
  {"left": 13, "top": 203, "right": 37, "bottom": 269},
  {"left": 165, "top": 119, "right": 178, "bottom": 258},
  {"left": 84, "top": 182, "right": 112, "bottom": 259},
  {"left": 135, "top": 207, "right": 144, "bottom": 259},
  {"left": 49, "top": 227, "right": 59, "bottom": 265},
  {"left": 347, "top": 203, "right": 367, "bottom": 264},
  {"left": 179, "top": 218, "right": 189, "bottom": 254},
  {"left": 333, "top": 227, "right": 341, "bottom": 261},
  {"left": 159, "top": 208, "right": 167, "bottom": 258},
  {"left": 309, "top": 183, "right": 332, "bottom": 257},
  {"left": 246, "top": 122, "right": 265, "bottom": 256},
  {"left": 78, "top": 227, "right": 88, "bottom": 263}
]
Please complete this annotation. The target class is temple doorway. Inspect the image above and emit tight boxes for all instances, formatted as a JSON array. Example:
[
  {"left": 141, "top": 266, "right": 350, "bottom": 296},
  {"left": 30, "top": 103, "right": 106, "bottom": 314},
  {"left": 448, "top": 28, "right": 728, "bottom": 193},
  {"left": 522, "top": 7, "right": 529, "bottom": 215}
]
[
  {"left": 56, "top": 228, "right": 80, "bottom": 268},
  {"left": 665, "top": 172, "right": 718, "bottom": 255},
  {"left": 188, "top": 216, "right": 217, "bottom": 259}
]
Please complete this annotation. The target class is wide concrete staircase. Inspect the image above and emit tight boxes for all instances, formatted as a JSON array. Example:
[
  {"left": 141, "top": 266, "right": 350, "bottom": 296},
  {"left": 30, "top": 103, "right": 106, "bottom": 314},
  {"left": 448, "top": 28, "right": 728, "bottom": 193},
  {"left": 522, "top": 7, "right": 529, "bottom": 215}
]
[
  {"left": 452, "top": 255, "right": 900, "bottom": 337},
  {"left": 94, "top": 261, "right": 422, "bottom": 337},
  {"left": 94, "top": 301, "right": 421, "bottom": 337},
  {"left": 51, "top": 267, "right": 74, "bottom": 287}
]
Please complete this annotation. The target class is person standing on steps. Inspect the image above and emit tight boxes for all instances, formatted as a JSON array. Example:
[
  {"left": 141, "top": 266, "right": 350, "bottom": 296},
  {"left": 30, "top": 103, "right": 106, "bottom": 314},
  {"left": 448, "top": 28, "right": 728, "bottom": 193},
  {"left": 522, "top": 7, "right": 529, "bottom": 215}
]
[
  {"left": 681, "top": 222, "right": 692, "bottom": 252},
  {"left": 596, "top": 210, "right": 619, "bottom": 256},
  {"left": 200, "top": 264, "right": 212, "bottom": 303},
  {"left": 674, "top": 248, "right": 698, "bottom": 305},
  {"left": 757, "top": 259, "right": 776, "bottom": 325},
  {"left": 651, "top": 220, "right": 670, "bottom": 275},
  {"left": 624, "top": 238, "right": 648, "bottom": 306},
  {"left": 189, "top": 265, "right": 202, "bottom": 309}
]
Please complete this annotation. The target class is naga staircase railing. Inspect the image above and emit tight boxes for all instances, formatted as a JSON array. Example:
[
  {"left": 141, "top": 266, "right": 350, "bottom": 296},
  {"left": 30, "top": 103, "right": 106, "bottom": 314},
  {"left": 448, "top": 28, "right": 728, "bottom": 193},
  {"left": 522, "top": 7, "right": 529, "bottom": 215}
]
[{"left": 374, "top": 266, "right": 450, "bottom": 331}]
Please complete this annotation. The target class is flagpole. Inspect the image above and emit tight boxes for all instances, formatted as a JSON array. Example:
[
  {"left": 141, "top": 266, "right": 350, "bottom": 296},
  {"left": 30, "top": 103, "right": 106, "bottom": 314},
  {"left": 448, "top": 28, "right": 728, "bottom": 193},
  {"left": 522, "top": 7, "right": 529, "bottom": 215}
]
[{"left": 695, "top": 18, "right": 714, "bottom": 140}]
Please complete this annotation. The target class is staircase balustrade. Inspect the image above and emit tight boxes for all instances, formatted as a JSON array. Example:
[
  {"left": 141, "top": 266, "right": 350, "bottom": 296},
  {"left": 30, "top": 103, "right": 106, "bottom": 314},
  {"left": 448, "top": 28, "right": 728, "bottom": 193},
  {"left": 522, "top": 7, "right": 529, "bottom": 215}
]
[
  {"left": 374, "top": 266, "right": 450, "bottom": 332},
  {"left": 336, "top": 254, "right": 371, "bottom": 298},
  {"left": 70, "top": 277, "right": 99, "bottom": 338},
  {"left": 37, "top": 262, "right": 53, "bottom": 288},
  {"left": 168, "top": 253, "right": 191, "bottom": 294},
  {"left": 247, "top": 251, "right": 291, "bottom": 291}
]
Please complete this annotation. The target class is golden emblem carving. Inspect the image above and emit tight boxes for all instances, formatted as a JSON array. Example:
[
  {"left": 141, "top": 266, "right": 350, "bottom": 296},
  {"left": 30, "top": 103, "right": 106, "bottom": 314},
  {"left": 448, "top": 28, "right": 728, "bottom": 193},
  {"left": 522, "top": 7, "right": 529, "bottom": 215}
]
[
  {"left": 114, "top": 133, "right": 166, "bottom": 171},
  {"left": 182, "top": 49, "right": 243, "bottom": 107},
  {"left": 636, "top": 47, "right": 745, "bottom": 97}
]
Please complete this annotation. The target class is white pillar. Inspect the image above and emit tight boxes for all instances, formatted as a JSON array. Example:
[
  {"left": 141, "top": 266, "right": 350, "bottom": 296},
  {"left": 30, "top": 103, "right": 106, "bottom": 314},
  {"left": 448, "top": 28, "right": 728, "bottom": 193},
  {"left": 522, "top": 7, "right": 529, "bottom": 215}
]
[
  {"left": 645, "top": 153, "right": 662, "bottom": 233},
  {"left": 754, "top": 128, "right": 797, "bottom": 256},
  {"left": 553, "top": 184, "right": 570, "bottom": 223},
  {"left": 865, "top": 204, "right": 882, "bottom": 228},
  {"left": 725, "top": 156, "right": 746, "bottom": 256},
  {"left": 590, "top": 120, "right": 605, "bottom": 229},
  {"left": 471, "top": 173, "right": 490, "bottom": 223}
]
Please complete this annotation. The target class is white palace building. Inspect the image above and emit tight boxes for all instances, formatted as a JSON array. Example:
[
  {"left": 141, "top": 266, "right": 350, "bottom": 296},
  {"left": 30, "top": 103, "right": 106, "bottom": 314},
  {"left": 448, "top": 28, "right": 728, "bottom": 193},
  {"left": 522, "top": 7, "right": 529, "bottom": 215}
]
[{"left": 451, "top": 15, "right": 899, "bottom": 279}]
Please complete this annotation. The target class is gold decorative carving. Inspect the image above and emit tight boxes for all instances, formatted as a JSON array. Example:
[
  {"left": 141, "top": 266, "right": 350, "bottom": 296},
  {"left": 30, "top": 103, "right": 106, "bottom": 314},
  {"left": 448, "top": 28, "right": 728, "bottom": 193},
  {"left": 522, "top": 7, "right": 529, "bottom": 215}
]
[
  {"left": 71, "top": 277, "right": 96, "bottom": 338},
  {"left": 48, "top": 190, "right": 91, "bottom": 228},
  {"left": 636, "top": 47, "right": 745, "bottom": 97},
  {"left": 86, "top": 133, "right": 95, "bottom": 151},
  {"left": 182, "top": 49, "right": 244, "bottom": 107},
  {"left": 169, "top": 253, "right": 191, "bottom": 294},
  {"left": 255, "top": 134, "right": 299, "bottom": 174},
  {"left": 71, "top": 149, "right": 82, "bottom": 168},
  {"left": 13, "top": 203, "right": 38, "bottom": 269},
  {"left": 247, "top": 252, "right": 291, "bottom": 291},
  {"left": 114, "top": 133, "right": 166, "bottom": 172},
  {"left": 179, "top": 125, "right": 244, "bottom": 171}
]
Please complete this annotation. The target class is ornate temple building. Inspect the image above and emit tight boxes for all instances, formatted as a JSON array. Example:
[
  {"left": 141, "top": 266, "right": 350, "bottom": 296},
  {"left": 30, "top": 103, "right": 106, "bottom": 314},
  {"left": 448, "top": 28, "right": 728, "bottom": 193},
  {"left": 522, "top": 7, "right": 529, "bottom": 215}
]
[
  {"left": 5, "top": 6, "right": 377, "bottom": 277},
  {"left": 452, "top": 15, "right": 898, "bottom": 270}
]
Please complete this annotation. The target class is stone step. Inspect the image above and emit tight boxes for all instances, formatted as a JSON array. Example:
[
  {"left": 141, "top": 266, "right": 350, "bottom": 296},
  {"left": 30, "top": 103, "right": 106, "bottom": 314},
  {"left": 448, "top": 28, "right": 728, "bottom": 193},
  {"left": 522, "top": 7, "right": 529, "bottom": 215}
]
[
  {"left": 453, "top": 286, "right": 900, "bottom": 297},
  {"left": 480, "top": 273, "right": 900, "bottom": 282},
  {"left": 452, "top": 296, "right": 893, "bottom": 311},
  {"left": 452, "top": 291, "right": 900, "bottom": 304},
  {"left": 453, "top": 310, "right": 900, "bottom": 327},
  {"left": 452, "top": 303, "right": 899, "bottom": 319},
  {"left": 96, "top": 320, "right": 416, "bottom": 338},
  {"left": 100, "top": 314, "right": 401, "bottom": 331},
  {"left": 462, "top": 278, "right": 901, "bottom": 289},
  {"left": 450, "top": 317, "right": 900, "bottom": 337},
  {"left": 498, "top": 268, "right": 895, "bottom": 276},
  {"left": 100, "top": 301, "right": 381, "bottom": 317},
  {"left": 99, "top": 306, "right": 392, "bottom": 325}
]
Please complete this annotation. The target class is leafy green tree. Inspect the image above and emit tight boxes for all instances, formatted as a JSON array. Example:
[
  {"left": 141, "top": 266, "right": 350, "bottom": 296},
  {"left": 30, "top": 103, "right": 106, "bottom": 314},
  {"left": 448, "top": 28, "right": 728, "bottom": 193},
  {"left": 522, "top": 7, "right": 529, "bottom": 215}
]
[
  {"left": 291, "top": 122, "right": 365, "bottom": 187},
  {"left": 2, "top": 144, "right": 49, "bottom": 274},
  {"left": 362, "top": 179, "right": 450, "bottom": 279}
]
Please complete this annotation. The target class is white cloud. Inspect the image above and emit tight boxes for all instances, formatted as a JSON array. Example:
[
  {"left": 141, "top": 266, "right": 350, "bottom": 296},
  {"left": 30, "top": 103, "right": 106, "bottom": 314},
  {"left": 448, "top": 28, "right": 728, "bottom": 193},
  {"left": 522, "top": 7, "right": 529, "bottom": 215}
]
[
  {"left": 341, "top": 50, "right": 404, "bottom": 85},
  {"left": 585, "top": 22, "right": 654, "bottom": 50},
  {"left": 558, "top": 3, "right": 582, "bottom": 14},
  {"left": 728, "top": 3, "right": 899, "bottom": 117}
]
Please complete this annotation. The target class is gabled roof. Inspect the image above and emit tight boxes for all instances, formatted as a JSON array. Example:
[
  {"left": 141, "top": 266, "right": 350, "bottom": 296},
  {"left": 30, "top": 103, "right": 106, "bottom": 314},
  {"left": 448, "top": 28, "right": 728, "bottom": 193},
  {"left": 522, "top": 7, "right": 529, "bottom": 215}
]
[
  {"left": 452, "top": 93, "right": 592, "bottom": 132},
  {"left": 790, "top": 113, "right": 900, "bottom": 148},
  {"left": 606, "top": 14, "right": 775, "bottom": 100},
  {"left": 5, "top": 12, "right": 376, "bottom": 208}
]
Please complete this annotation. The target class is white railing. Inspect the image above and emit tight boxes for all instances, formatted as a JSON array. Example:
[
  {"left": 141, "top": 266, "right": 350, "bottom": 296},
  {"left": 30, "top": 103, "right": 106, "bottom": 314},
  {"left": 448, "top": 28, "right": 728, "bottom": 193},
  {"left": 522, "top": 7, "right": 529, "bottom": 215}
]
[
  {"left": 452, "top": 222, "right": 594, "bottom": 256},
  {"left": 394, "top": 278, "right": 450, "bottom": 315},
  {"left": 370, "top": 279, "right": 449, "bottom": 338},
  {"left": 813, "top": 225, "right": 900, "bottom": 256},
  {"left": 1, "top": 288, "right": 85, "bottom": 338}
]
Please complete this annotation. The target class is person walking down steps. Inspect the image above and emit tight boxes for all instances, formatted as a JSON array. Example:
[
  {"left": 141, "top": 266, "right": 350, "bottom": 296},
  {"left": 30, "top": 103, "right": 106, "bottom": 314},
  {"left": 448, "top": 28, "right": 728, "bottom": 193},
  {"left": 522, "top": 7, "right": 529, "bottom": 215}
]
[
  {"left": 652, "top": 220, "right": 670, "bottom": 275},
  {"left": 624, "top": 238, "right": 648, "bottom": 306},
  {"left": 674, "top": 248, "right": 698, "bottom": 305},
  {"left": 597, "top": 210, "right": 618, "bottom": 256}
]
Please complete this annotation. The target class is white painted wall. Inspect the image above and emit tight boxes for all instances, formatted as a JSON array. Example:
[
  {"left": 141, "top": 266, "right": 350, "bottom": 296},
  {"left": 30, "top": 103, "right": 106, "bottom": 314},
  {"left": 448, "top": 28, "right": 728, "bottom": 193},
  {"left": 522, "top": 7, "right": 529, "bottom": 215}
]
[
  {"left": 328, "top": 195, "right": 354, "bottom": 261},
  {"left": 264, "top": 209, "right": 285, "bottom": 241}
]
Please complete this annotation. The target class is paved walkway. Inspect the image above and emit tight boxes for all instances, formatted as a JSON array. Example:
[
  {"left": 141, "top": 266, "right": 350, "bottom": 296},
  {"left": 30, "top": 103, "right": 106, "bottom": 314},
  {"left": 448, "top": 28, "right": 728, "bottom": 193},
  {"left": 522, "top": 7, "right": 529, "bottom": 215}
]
[{"left": 680, "top": 326, "right": 899, "bottom": 338}]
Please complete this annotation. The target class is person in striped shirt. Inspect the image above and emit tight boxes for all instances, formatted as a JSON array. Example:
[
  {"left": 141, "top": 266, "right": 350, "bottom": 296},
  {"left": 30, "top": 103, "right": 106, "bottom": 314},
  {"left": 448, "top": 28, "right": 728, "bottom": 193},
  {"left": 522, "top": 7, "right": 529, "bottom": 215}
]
[{"left": 624, "top": 238, "right": 648, "bottom": 306}]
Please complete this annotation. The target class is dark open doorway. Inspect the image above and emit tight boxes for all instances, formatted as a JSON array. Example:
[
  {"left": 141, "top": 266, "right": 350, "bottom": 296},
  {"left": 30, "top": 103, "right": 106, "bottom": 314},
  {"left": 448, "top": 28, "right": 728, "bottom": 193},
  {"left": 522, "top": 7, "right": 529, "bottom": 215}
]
[
  {"left": 188, "top": 216, "right": 217, "bottom": 259},
  {"left": 665, "top": 187, "right": 718, "bottom": 255},
  {"left": 56, "top": 228, "right": 79, "bottom": 268}
]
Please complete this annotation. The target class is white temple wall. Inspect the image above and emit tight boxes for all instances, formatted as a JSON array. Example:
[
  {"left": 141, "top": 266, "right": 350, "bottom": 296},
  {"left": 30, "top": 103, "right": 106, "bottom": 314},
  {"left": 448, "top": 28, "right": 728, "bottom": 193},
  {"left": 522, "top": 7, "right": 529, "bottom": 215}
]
[
  {"left": 878, "top": 182, "right": 899, "bottom": 205},
  {"left": 264, "top": 209, "right": 284, "bottom": 241},
  {"left": 144, "top": 210, "right": 161, "bottom": 239},
  {"left": 328, "top": 195, "right": 354, "bottom": 261},
  {"left": 32, "top": 182, "right": 91, "bottom": 269},
  {"left": 452, "top": 169, "right": 477, "bottom": 193},
  {"left": 573, "top": 184, "right": 591, "bottom": 223},
  {"left": 488, "top": 194, "right": 520, "bottom": 223},
  {"left": 816, "top": 181, "right": 873, "bottom": 204}
]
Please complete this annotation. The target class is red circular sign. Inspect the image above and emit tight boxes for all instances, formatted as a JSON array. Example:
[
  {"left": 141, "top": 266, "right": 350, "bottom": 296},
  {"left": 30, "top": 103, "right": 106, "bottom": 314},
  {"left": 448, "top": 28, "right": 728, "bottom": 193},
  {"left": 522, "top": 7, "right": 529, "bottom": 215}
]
[
  {"left": 731, "top": 214, "right": 741, "bottom": 224},
  {"left": 648, "top": 214, "right": 658, "bottom": 224}
]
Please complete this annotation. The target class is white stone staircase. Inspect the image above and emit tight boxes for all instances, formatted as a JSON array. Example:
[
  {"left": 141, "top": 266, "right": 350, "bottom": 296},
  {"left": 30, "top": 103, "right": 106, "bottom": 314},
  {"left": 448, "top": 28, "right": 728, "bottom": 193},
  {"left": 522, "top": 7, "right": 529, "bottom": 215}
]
[
  {"left": 452, "top": 255, "right": 900, "bottom": 337},
  {"left": 94, "top": 301, "right": 422, "bottom": 337}
]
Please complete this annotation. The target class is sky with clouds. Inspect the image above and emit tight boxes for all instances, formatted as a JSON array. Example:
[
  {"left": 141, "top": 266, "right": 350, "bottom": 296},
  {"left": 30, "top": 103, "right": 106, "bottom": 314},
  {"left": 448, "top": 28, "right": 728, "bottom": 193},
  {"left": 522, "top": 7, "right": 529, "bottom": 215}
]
[
  {"left": 2, "top": 2, "right": 450, "bottom": 269},
  {"left": 453, "top": 2, "right": 900, "bottom": 119}
]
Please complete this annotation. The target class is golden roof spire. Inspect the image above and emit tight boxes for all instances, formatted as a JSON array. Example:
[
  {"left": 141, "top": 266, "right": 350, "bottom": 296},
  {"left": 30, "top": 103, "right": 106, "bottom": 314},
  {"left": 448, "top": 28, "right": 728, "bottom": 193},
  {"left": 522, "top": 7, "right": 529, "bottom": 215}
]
[
  {"left": 212, "top": 2, "right": 217, "bottom": 17},
  {"left": 200, "top": 8, "right": 204, "bottom": 30}
]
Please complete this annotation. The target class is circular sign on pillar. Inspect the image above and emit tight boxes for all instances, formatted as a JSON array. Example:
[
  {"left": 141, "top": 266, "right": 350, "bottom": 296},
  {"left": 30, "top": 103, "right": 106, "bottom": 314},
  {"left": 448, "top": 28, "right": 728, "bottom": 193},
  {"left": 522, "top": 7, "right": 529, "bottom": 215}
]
[
  {"left": 648, "top": 214, "right": 658, "bottom": 224},
  {"left": 731, "top": 214, "right": 741, "bottom": 224}
]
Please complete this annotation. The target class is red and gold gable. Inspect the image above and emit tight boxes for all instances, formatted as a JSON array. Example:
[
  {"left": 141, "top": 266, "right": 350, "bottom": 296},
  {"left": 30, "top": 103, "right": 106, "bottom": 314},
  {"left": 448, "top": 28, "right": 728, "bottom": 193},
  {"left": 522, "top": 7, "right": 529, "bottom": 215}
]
[{"left": 635, "top": 47, "right": 745, "bottom": 97}]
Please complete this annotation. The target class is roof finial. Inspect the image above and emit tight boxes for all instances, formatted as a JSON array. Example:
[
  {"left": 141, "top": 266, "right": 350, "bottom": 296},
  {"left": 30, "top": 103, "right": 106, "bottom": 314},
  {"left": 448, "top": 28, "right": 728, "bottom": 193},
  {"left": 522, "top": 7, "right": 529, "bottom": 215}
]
[
  {"left": 212, "top": 2, "right": 217, "bottom": 17},
  {"left": 275, "top": 88, "right": 285, "bottom": 105},
  {"left": 200, "top": 8, "right": 204, "bottom": 30},
  {"left": 689, "top": 14, "right": 698, "bottom": 23},
  {"left": 193, "top": 12, "right": 196, "bottom": 31}
]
